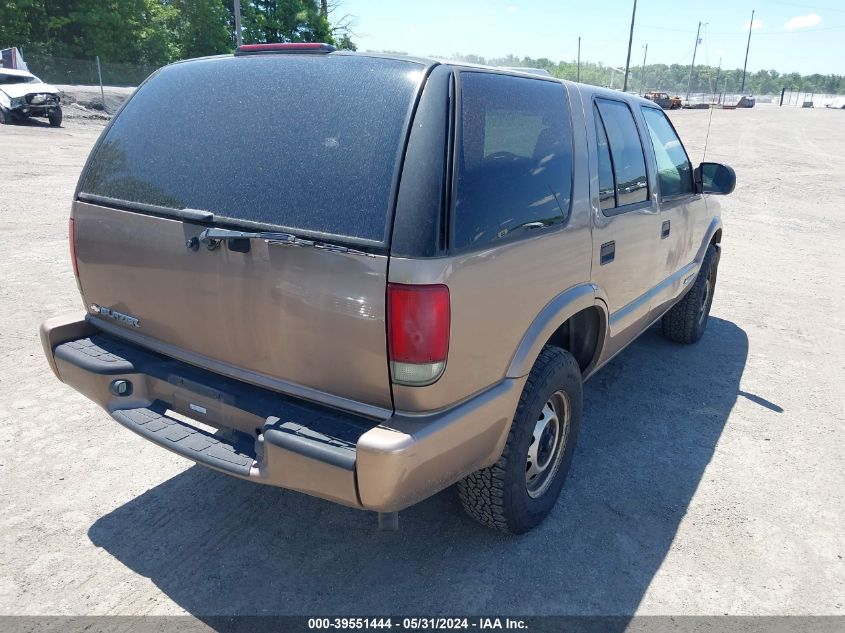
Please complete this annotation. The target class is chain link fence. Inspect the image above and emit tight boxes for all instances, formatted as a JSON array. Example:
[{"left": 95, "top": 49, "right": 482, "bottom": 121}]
[
  {"left": 680, "top": 92, "right": 842, "bottom": 108},
  {"left": 24, "top": 53, "right": 158, "bottom": 88},
  {"left": 779, "top": 91, "right": 842, "bottom": 108}
]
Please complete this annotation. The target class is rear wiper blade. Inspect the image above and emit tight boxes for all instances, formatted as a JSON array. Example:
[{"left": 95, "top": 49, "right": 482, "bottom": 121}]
[
  {"left": 198, "top": 227, "right": 298, "bottom": 245},
  {"left": 193, "top": 227, "right": 375, "bottom": 257}
]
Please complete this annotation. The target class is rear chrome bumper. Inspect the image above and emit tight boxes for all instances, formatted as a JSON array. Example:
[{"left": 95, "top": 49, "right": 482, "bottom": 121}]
[{"left": 40, "top": 314, "right": 523, "bottom": 512}]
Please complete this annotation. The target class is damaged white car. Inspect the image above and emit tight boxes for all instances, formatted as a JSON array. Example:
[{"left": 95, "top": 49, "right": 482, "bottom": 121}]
[{"left": 0, "top": 68, "right": 62, "bottom": 127}]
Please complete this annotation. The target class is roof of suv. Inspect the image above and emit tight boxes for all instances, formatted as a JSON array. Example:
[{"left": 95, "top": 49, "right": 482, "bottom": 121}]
[
  {"left": 218, "top": 48, "right": 656, "bottom": 108},
  {"left": 161, "top": 49, "right": 654, "bottom": 122}
]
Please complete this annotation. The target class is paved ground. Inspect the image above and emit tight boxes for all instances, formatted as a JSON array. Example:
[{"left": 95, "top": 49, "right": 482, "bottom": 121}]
[{"left": 0, "top": 105, "right": 843, "bottom": 617}]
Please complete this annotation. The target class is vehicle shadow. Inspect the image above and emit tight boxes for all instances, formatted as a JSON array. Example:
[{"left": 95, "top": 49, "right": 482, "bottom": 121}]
[
  {"left": 5, "top": 115, "right": 53, "bottom": 128},
  {"left": 88, "top": 317, "right": 751, "bottom": 618}
]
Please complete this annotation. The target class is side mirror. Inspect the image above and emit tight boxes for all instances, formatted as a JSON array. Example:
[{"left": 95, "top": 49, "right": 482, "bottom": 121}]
[{"left": 694, "top": 162, "right": 736, "bottom": 195}]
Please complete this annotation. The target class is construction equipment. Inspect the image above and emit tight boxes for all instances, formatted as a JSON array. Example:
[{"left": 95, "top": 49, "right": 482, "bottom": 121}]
[{"left": 644, "top": 92, "right": 682, "bottom": 110}]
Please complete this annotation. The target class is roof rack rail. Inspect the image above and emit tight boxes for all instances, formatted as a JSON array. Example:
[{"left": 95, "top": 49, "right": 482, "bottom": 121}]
[{"left": 499, "top": 67, "right": 551, "bottom": 77}]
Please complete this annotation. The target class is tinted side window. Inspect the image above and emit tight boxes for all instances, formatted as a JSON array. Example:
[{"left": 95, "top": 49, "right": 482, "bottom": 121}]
[
  {"left": 453, "top": 73, "right": 572, "bottom": 250},
  {"left": 641, "top": 107, "right": 693, "bottom": 197},
  {"left": 595, "top": 113, "right": 616, "bottom": 211},
  {"left": 595, "top": 98, "right": 648, "bottom": 208}
]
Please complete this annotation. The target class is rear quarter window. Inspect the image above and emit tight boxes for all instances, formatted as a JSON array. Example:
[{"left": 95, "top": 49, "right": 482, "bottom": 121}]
[
  {"left": 78, "top": 55, "right": 424, "bottom": 244},
  {"left": 453, "top": 72, "right": 573, "bottom": 250}
]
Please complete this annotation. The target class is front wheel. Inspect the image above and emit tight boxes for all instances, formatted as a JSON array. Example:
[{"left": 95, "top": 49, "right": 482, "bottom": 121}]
[
  {"left": 48, "top": 107, "right": 63, "bottom": 127},
  {"left": 458, "top": 346, "right": 582, "bottom": 534},
  {"left": 661, "top": 244, "right": 719, "bottom": 344}
]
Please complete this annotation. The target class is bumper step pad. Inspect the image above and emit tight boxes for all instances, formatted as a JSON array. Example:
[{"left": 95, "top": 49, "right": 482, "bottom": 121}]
[
  {"left": 112, "top": 405, "right": 255, "bottom": 476},
  {"left": 54, "top": 334, "right": 375, "bottom": 480}
]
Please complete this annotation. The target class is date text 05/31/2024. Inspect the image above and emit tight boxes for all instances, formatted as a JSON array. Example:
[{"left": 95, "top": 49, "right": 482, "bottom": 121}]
[{"left": 307, "top": 618, "right": 528, "bottom": 630}]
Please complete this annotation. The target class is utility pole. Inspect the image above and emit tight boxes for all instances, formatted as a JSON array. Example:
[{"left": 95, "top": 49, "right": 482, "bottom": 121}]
[
  {"left": 685, "top": 21, "right": 702, "bottom": 102},
  {"left": 623, "top": 0, "right": 637, "bottom": 92},
  {"left": 577, "top": 36, "right": 581, "bottom": 82},
  {"left": 713, "top": 57, "right": 721, "bottom": 103},
  {"left": 741, "top": 9, "right": 754, "bottom": 93},
  {"left": 639, "top": 43, "right": 648, "bottom": 94},
  {"left": 96, "top": 55, "right": 106, "bottom": 114},
  {"left": 233, "top": 0, "right": 243, "bottom": 47}
]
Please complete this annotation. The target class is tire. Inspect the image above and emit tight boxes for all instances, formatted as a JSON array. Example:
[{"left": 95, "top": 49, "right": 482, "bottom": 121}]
[
  {"left": 48, "top": 107, "right": 63, "bottom": 127},
  {"left": 661, "top": 244, "right": 719, "bottom": 344},
  {"left": 0, "top": 108, "right": 10, "bottom": 125},
  {"left": 458, "top": 346, "right": 582, "bottom": 534}
]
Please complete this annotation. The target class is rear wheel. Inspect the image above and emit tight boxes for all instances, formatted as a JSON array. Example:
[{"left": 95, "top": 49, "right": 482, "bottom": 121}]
[
  {"left": 661, "top": 244, "right": 719, "bottom": 344},
  {"left": 0, "top": 108, "right": 10, "bottom": 125},
  {"left": 48, "top": 107, "right": 63, "bottom": 127},
  {"left": 458, "top": 346, "right": 582, "bottom": 534}
]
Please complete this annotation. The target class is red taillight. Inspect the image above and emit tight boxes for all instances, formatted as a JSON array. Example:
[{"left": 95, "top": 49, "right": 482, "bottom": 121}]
[
  {"left": 69, "top": 217, "right": 79, "bottom": 278},
  {"left": 387, "top": 283, "right": 450, "bottom": 386}
]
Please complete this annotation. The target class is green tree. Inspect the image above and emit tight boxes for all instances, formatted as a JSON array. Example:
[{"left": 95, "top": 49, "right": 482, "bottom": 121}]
[
  {"left": 22, "top": 0, "right": 176, "bottom": 65},
  {"left": 172, "top": 0, "right": 232, "bottom": 59},
  {"left": 239, "top": 0, "right": 331, "bottom": 45},
  {"left": 335, "top": 33, "right": 356, "bottom": 51},
  {"left": 0, "top": 0, "right": 46, "bottom": 50}
]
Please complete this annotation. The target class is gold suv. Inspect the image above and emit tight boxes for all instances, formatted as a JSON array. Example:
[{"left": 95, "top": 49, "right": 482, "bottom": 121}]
[{"left": 41, "top": 44, "right": 735, "bottom": 533}]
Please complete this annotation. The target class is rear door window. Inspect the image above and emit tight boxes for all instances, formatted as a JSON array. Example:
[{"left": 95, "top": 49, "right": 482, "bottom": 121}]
[
  {"left": 453, "top": 72, "right": 573, "bottom": 250},
  {"left": 641, "top": 106, "right": 694, "bottom": 197},
  {"left": 594, "top": 98, "right": 649, "bottom": 211},
  {"left": 78, "top": 55, "right": 424, "bottom": 245},
  {"left": 596, "top": 115, "right": 617, "bottom": 211}
]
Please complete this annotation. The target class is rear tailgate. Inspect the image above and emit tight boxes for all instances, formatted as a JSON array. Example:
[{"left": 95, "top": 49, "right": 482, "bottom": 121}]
[
  {"left": 72, "top": 53, "right": 430, "bottom": 417},
  {"left": 74, "top": 201, "right": 392, "bottom": 415}
]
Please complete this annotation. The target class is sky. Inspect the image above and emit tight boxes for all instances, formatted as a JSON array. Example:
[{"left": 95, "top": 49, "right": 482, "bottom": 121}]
[{"left": 340, "top": 0, "right": 845, "bottom": 76}]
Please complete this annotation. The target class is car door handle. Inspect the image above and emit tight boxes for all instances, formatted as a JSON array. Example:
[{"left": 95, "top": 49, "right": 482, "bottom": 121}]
[
  {"left": 600, "top": 241, "right": 615, "bottom": 265},
  {"left": 661, "top": 220, "right": 671, "bottom": 239}
]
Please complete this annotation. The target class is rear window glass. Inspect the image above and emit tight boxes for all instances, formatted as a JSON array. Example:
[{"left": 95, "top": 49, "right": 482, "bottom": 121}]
[
  {"left": 453, "top": 72, "right": 572, "bottom": 250},
  {"left": 78, "top": 55, "right": 424, "bottom": 243}
]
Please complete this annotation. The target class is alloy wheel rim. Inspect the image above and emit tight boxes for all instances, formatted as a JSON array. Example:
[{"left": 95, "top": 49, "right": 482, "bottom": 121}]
[{"left": 526, "top": 390, "right": 570, "bottom": 498}]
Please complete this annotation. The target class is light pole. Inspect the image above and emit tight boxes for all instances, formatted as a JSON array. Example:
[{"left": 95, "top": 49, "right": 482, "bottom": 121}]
[
  {"left": 234, "top": 0, "right": 243, "bottom": 47},
  {"left": 741, "top": 9, "right": 755, "bottom": 93},
  {"left": 623, "top": 0, "right": 637, "bottom": 92},
  {"left": 685, "top": 21, "right": 703, "bottom": 102},
  {"left": 713, "top": 56, "right": 722, "bottom": 103},
  {"left": 577, "top": 36, "right": 581, "bottom": 82},
  {"left": 638, "top": 43, "right": 648, "bottom": 95}
]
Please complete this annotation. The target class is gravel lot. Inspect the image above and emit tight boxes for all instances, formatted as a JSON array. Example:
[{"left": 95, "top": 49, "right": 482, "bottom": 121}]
[{"left": 0, "top": 104, "right": 843, "bottom": 618}]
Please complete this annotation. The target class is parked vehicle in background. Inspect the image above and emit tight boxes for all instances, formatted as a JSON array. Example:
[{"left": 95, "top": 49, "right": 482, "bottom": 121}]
[
  {"left": 40, "top": 45, "right": 736, "bottom": 534},
  {"left": 0, "top": 68, "right": 62, "bottom": 126},
  {"left": 644, "top": 91, "right": 682, "bottom": 109},
  {"left": 737, "top": 95, "right": 756, "bottom": 108}
]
